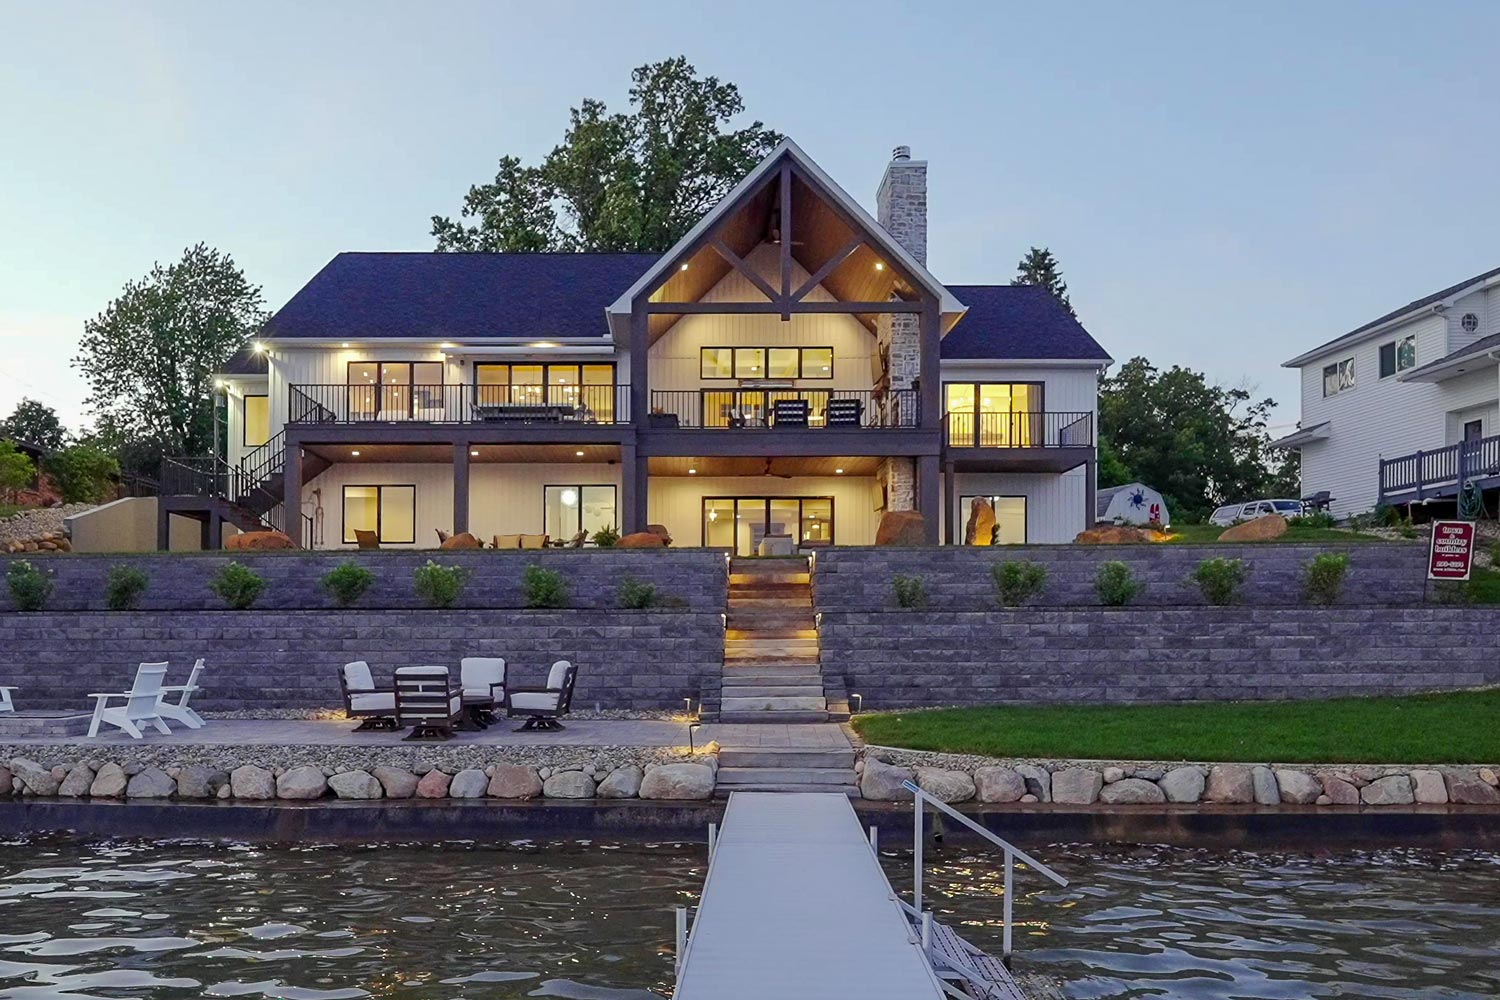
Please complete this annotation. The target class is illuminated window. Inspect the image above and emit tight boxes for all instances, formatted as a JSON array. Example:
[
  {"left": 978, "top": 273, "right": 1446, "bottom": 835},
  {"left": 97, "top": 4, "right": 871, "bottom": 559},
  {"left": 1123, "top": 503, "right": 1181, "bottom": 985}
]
[
  {"left": 543, "top": 485, "right": 616, "bottom": 540},
  {"left": 768, "top": 348, "right": 801, "bottom": 379},
  {"left": 945, "top": 382, "right": 1043, "bottom": 447},
  {"left": 958, "top": 495, "right": 1027, "bottom": 544},
  {"left": 243, "top": 395, "right": 270, "bottom": 447},
  {"left": 700, "top": 348, "right": 734, "bottom": 379},
  {"left": 342, "top": 485, "right": 415, "bottom": 544},
  {"left": 700, "top": 346, "right": 834, "bottom": 379}
]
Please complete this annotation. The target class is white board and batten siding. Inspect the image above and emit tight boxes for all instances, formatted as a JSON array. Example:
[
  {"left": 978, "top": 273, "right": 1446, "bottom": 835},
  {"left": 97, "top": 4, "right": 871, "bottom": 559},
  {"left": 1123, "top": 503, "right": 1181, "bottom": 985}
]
[{"left": 1298, "top": 312, "right": 1500, "bottom": 518}]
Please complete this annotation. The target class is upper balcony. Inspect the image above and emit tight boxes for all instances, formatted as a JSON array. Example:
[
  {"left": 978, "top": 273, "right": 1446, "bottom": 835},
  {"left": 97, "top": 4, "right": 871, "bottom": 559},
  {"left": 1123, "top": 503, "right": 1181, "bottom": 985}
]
[
  {"left": 1379, "top": 432, "right": 1500, "bottom": 504},
  {"left": 287, "top": 383, "right": 632, "bottom": 426},
  {"left": 942, "top": 410, "right": 1095, "bottom": 472},
  {"left": 647, "top": 388, "right": 918, "bottom": 430}
]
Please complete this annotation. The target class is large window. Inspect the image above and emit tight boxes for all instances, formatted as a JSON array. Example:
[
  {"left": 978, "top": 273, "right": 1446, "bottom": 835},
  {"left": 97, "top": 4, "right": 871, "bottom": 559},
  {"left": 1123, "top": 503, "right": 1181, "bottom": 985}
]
[
  {"left": 700, "top": 346, "right": 834, "bottom": 380},
  {"left": 958, "top": 495, "right": 1027, "bottom": 545},
  {"left": 702, "top": 496, "right": 834, "bottom": 556},
  {"left": 243, "top": 395, "right": 270, "bottom": 447},
  {"left": 1378, "top": 336, "right": 1416, "bottom": 379},
  {"left": 543, "top": 485, "right": 617, "bottom": 541},
  {"left": 347, "top": 362, "right": 444, "bottom": 418},
  {"left": 945, "top": 383, "right": 1044, "bottom": 447},
  {"left": 475, "top": 363, "right": 615, "bottom": 420},
  {"left": 1322, "top": 357, "right": 1355, "bottom": 397},
  {"left": 343, "top": 485, "right": 416, "bottom": 544}
]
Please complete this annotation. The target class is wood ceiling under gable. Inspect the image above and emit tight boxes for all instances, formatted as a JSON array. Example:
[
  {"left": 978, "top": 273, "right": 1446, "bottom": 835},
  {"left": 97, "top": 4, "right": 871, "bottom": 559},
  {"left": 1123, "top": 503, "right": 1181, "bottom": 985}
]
[{"left": 645, "top": 159, "right": 923, "bottom": 342}]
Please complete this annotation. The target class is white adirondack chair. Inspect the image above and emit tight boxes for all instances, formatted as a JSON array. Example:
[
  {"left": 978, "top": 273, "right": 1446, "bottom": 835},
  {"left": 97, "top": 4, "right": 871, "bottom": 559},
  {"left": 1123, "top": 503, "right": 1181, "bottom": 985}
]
[
  {"left": 0, "top": 686, "right": 15, "bottom": 713},
  {"left": 87, "top": 663, "right": 172, "bottom": 739},
  {"left": 156, "top": 658, "right": 206, "bottom": 729}
]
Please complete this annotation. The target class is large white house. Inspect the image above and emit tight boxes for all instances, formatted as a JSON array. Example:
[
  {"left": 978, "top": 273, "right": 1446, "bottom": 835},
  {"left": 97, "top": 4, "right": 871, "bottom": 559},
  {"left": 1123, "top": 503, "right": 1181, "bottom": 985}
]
[
  {"left": 1277, "top": 268, "right": 1500, "bottom": 518},
  {"left": 169, "top": 141, "right": 1112, "bottom": 552}
]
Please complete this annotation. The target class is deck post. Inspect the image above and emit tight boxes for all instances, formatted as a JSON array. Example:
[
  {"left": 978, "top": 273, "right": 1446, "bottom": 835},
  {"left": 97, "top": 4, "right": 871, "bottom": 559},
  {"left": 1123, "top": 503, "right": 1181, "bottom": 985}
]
[
  {"left": 1002, "top": 850, "right": 1014, "bottom": 963},
  {"left": 918, "top": 455, "right": 940, "bottom": 545},
  {"left": 913, "top": 792, "right": 923, "bottom": 913},
  {"left": 283, "top": 439, "right": 302, "bottom": 548},
  {"left": 452, "top": 441, "right": 470, "bottom": 535},
  {"left": 622, "top": 442, "right": 646, "bottom": 534},
  {"left": 942, "top": 461, "right": 955, "bottom": 545},
  {"left": 1084, "top": 452, "right": 1098, "bottom": 531},
  {"left": 1414, "top": 450, "right": 1425, "bottom": 502}
]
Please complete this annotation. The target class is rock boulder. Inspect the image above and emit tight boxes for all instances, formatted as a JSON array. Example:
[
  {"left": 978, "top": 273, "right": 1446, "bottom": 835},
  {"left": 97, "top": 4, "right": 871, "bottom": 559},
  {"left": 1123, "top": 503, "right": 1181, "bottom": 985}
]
[
  {"left": 973, "top": 767, "right": 1026, "bottom": 803},
  {"left": 1275, "top": 769, "right": 1321, "bottom": 804},
  {"left": 127, "top": 766, "right": 176, "bottom": 799},
  {"left": 58, "top": 764, "right": 96, "bottom": 798},
  {"left": 449, "top": 769, "right": 489, "bottom": 798},
  {"left": 89, "top": 762, "right": 128, "bottom": 798},
  {"left": 225, "top": 530, "right": 295, "bottom": 551},
  {"left": 438, "top": 532, "right": 483, "bottom": 550},
  {"left": 617, "top": 532, "right": 666, "bottom": 548},
  {"left": 1204, "top": 764, "right": 1255, "bottom": 803},
  {"left": 1218, "top": 514, "right": 1287, "bottom": 542},
  {"left": 1051, "top": 767, "right": 1103, "bottom": 805},
  {"left": 639, "top": 763, "right": 715, "bottom": 800},
  {"left": 329, "top": 770, "right": 383, "bottom": 799},
  {"left": 1445, "top": 773, "right": 1500, "bottom": 805},
  {"left": 276, "top": 765, "right": 328, "bottom": 800},
  {"left": 1361, "top": 775, "right": 1414, "bottom": 806},
  {"left": 964, "top": 497, "right": 996, "bottom": 546},
  {"left": 875, "top": 510, "right": 927, "bottom": 546},
  {"left": 415, "top": 770, "right": 451, "bottom": 798},
  {"left": 1159, "top": 766, "right": 1206, "bottom": 803},
  {"left": 543, "top": 770, "right": 596, "bottom": 799},
  {"left": 1015, "top": 764, "right": 1052, "bottom": 802},
  {"left": 230, "top": 765, "right": 276, "bottom": 800},
  {"left": 373, "top": 766, "right": 420, "bottom": 799},
  {"left": 1411, "top": 769, "right": 1448, "bottom": 804},
  {"left": 487, "top": 763, "right": 543, "bottom": 799},
  {"left": 597, "top": 765, "right": 645, "bottom": 799},
  {"left": 859, "top": 758, "right": 915, "bottom": 801},
  {"left": 1099, "top": 777, "right": 1166, "bottom": 804},
  {"left": 914, "top": 767, "right": 976, "bottom": 803}
]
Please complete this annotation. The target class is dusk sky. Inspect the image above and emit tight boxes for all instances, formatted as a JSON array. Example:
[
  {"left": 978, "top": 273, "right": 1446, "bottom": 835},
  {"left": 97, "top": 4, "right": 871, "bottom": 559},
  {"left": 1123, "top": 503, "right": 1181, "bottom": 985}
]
[{"left": 5, "top": 1, "right": 1499, "bottom": 436}]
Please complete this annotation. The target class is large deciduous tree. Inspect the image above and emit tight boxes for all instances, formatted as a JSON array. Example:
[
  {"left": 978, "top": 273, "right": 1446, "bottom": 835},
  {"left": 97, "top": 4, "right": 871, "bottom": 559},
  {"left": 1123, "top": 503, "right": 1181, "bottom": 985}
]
[
  {"left": 1099, "top": 357, "right": 1292, "bottom": 522},
  {"left": 1012, "top": 247, "right": 1075, "bottom": 318},
  {"left": 432, "top": 57, "right": 782, "bottom": 253},
  {"left": 0, "top": 398, "right": 68, "bottom": 451},
  {"left": 73, "top": 244, "right": 266, "bottom": 462}
]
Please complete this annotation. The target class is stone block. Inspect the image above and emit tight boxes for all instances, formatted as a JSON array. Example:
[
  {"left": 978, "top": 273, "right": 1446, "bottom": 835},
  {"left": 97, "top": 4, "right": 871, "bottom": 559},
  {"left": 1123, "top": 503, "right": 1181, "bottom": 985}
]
[
  {"left": 860, "top": 758, "right": 915, "bottom": 801},
  {"left": 1204, "top": 764, "right": 1254, "bottom": 803},
  {"left": 973, "top": 767, "right": 1025, "bottom": 803},
  {"left": 1159, "top": 766, "right": 1206, "bottom": 803},
  {"left": 914, "top": 767, "right": 976, "bottom": 803},
  {"left": 488, "top": 763, "right": 543, "bottom": 799}
]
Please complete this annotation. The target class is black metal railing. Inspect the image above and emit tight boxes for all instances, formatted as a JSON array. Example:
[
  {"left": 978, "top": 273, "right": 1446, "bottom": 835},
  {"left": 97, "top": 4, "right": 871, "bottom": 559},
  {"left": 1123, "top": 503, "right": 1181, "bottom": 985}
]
[
  {"left": 1380, "top": 433, "right": 1500, "bottom": 501},
  {"left": 288, "top": 383, "right": 631, "bottom": 425},
  {"left": 944, "top": 410, "right": 1094, "bottom": 449},
  {"left": 647, "top": 388, "right": 919, "bottom": 430}
]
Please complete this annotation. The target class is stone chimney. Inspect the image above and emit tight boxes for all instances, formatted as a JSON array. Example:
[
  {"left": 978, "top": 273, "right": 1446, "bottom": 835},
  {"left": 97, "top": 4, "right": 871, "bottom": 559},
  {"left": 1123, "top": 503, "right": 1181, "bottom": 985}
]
[{"left": 874, "top": 145, "right": 928, "bottom": 512}]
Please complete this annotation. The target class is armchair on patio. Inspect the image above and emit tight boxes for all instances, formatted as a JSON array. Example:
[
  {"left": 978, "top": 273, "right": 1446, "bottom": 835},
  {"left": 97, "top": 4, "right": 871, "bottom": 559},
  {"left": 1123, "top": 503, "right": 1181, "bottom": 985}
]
[
  {"left": 826, "top": 398, "right": 864, "bottom": 427},
  {"left": 459, "top": 656, "right": 506, "bottom": 727},
  {"left": 87, "top": 662, "right": 172, "bottom": 739},
  {"left": 394, "top": 665, "right": 463, "bottom": 742},
  {"left": 339, "top": 660, "right": 398, "bottom": 731},
  {"left": 771, "top": 399, "right": 810, "bottom": 428},
  {"left": 156, "top": 657, "right": 206, "bottom": 730},
  {"left": 0, "top": 686, "right": 14, "bottom": 714},
  {"left": 505, "top": 660, "right": 578, "bottom": 731}
]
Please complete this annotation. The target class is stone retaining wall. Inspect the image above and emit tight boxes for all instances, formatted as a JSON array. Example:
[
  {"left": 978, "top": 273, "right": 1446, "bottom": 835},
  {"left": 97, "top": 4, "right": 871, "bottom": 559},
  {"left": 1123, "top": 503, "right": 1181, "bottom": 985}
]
[
  {"left": 820, "top": 607, "right": 1500, "bottom": 707},
  {"left": 0, "top": 608, "right": 723, "bottom": 711},
  {"left": 858, "top": 749, "right": 1500, "bottom": 807},
  {"left": 0, "top": 549, "right": 728, "bottom": 612},
  {"left": 814, "top": 543, "right": 1428, "bottom": 610}
]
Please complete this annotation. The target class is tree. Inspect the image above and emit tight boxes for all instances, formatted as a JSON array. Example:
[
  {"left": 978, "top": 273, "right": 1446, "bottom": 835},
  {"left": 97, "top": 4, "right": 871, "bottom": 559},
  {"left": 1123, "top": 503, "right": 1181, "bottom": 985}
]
[
  {"left": 432, "top": 57, "right": 782, "bottom": 253},
  {"left": 43, "top": 444, "right": 118, "bottom": 504},
  {"left": 0, "top": 398, "right": 68, "bottom": 450},
  {"left": 1012, "top": 247, "right": 1075, "bottom": 318},
  {"left": 0, "top": 440, "right": 35, "bottom": 501},
  {"left": 73, "top": 244, "right": 266, "bottom": 461},
  {"left": 1099, "top": 357, "right": 1291, "bottom": 522}
]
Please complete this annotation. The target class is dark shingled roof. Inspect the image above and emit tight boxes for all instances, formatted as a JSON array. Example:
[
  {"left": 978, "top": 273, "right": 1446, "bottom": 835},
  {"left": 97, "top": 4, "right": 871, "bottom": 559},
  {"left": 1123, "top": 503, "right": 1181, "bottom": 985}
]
[
  {"left": 941, "top": 284, "right": 1111, "bottom": 361},
  {"left": 218, "top": 345, "right": 268, "bottom": 376},
  {"left": 262, "top": 252, "right": 658, "bottom": 341}
]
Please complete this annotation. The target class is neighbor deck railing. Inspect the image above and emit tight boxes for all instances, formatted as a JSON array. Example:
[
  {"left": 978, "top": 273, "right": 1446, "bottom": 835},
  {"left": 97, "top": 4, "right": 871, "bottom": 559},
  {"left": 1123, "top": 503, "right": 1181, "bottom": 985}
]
[
  {"left": 1379, "top": 433, "right": 1500, "bottom": 502},
  {"left": 944, "top": 410, "right": 1094, "bottom": 449}
]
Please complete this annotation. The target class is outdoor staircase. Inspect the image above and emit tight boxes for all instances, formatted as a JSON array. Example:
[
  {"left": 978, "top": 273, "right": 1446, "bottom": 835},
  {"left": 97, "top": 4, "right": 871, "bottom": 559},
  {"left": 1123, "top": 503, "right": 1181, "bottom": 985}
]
[
  {"left": 718, "top": 557, "right": 850, "bottom": 724},
  {"left": 714, "top": 746, "right": 859, "bottom": 797}
]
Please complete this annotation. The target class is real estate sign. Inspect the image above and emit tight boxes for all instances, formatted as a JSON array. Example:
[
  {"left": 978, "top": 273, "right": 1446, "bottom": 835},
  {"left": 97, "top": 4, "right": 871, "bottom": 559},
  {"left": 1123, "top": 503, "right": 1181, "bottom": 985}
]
[{"left": 1427, "top": 520, "right": 1476, "bottom": 581}]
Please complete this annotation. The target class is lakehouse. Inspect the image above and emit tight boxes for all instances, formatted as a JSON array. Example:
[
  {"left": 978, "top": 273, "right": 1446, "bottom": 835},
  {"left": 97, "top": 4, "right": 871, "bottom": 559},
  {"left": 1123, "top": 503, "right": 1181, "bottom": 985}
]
[{"left": 169, "top": 141, "right": 1111, "bottom": 552}]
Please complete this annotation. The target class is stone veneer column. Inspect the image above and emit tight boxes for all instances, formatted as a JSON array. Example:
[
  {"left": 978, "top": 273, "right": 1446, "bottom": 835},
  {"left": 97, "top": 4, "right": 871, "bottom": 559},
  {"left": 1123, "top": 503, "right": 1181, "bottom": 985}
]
[{"left": 876, "top": 146, "right": 927, "bottom": 522}]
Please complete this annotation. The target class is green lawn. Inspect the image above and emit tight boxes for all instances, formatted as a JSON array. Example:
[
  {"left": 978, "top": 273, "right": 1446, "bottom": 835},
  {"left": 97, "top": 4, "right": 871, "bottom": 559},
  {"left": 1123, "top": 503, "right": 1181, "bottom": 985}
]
[
  {"left": 1162, "top": 522, "right": 1386, "bottom": 544},
  {"left": 1465, "top": 566, "right": 1500, "bottom": 604},
  {"left": 851, "top": 689, "right": 1500, "bottom": 764}
]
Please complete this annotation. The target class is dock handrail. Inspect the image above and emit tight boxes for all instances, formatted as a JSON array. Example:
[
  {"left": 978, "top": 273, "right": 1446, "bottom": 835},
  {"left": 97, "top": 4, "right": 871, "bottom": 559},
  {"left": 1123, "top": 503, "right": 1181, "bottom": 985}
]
[{"left": 902, "top": 779, "right": 1068, "bottom": 964}]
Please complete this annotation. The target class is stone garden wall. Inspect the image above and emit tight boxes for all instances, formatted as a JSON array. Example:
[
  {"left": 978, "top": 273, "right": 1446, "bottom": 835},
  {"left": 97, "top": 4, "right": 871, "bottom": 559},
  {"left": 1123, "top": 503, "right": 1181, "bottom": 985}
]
[
  {"left": 0, "top": 549, "right": 728, "bottom": 612},
  {"left": 0, "top": 608, "right": 723, "bottom": 711},
  {"left": 820, "top": 607, "right": 1500, "bottom": 708},
  {"left": 814, "top": 543, "right": 1428, "bottom": 610}
]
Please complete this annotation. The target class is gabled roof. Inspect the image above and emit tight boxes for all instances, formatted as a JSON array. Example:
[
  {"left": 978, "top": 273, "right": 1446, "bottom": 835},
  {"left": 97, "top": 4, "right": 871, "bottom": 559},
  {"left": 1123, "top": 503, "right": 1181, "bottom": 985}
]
[
  {"left": 940, "top": 284, "right": 1111, "bottom": 362},
  {"left": 1283, "top": 265, "right": 1500, "bottom": 367},
  {"left": 263, "top": 252, "right": 655, "bottom": 342},
  {"left": 1397, "top": 330, "right": 1500, "bottom": 383},
  {"left": 218, "top": 344, "right": 268, "bottom": 377},
  {"left": 605, "top": 139, "right": 967, "bottom": 339}
]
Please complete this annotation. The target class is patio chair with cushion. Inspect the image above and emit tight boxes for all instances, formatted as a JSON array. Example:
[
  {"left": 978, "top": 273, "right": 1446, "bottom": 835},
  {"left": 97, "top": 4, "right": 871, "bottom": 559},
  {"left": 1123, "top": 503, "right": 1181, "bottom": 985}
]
[
  {"left": 0, "top": 686, "right": 14, "bottom": 713},
  {"left": 505, "top": 660, "right": 578, "bottom": 731},
  {"left": 156, "top": 657, "right": 206, "bottom": 730},
  {"left": 394, "top": 665, "right": 463, "bottom": 741},
  {"left": 87, "top": 662, "right": 172, "bottom": 739},
  {"left": 339, "top": 660, "right": 398, "bottom": 731},
  {"left": 458, "top": 656, "right": 506, "bottom": 727}
]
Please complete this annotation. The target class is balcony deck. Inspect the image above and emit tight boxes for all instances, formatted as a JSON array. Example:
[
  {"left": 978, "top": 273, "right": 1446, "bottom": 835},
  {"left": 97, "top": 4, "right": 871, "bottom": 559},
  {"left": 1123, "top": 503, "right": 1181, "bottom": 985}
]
[
  {"left": 1379, "top": 434, "right": 1500, "bottom": 503},
  {"left": 288, "top": 384, "right": 632, "bottom": 426}
]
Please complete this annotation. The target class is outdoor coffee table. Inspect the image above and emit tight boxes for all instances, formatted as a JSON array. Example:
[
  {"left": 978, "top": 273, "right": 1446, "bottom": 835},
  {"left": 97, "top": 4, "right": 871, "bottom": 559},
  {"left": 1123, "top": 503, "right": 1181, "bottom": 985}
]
[{"left": 459, "top": 694, "right": 497, "bottom": 730}]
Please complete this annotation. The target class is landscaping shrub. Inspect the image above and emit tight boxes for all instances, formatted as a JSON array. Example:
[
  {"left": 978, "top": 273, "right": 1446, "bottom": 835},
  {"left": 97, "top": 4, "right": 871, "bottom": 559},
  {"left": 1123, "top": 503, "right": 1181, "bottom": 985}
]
[
  {"left": 522, "top": 563, "right": 568, "bottom": 608},
  {"left": 1299, "top": 511, "right": 1337, "bottom": 530},
  {"left": 104, "top": 564, "right": 149, "bottom": 610},
  {"left": 893, "top": 574, "right": 927, "bottom": 609},
  {"left": 1191, "top": 557, "right": 1246, "bottom": 605},
  {"left": 5, "top": 559, "right": 52, "bottom": 611},
  {"left": 1304, "top": 552, "right": 1349, "bottom": 605},
  {"left": 992, "top": 560, "right": 1047, "bottom": 607},
  {"left": 0, "top": 441, "right": 35, "bottom": 501},
  {"left": 322, "top": 561, "right": 375, "bottom": 607},
  {"left": 43, "top": 444, "right": 119, "bottom": 504},
  {"left": 414, "top": 560, "right": 469, "bottom": 608},
  {"left": 618, "top": 575, "right": 660, "bottom": 609},
  {"left": 1095, "top": 560, "right": 1141, "bottom": 606},
  {"left": 591, "top": 525, "right": 620, "bottom": 548},
  {"left": 209, "top": 561, "right": 265, "bottom": 609}
]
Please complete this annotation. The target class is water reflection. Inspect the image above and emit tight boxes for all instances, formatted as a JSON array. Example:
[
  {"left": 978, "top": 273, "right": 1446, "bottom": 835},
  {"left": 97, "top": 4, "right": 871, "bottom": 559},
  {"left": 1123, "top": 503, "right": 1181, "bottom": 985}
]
[{"left": 882, "top": 843, "right": 1500, "bottom": 999}]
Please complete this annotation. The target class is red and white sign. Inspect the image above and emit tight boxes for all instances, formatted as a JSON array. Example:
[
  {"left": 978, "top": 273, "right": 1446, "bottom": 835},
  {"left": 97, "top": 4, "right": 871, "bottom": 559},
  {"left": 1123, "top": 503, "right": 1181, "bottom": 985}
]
[{"left": 1427, "top": 520, "right": 1476, "bottom": 581}]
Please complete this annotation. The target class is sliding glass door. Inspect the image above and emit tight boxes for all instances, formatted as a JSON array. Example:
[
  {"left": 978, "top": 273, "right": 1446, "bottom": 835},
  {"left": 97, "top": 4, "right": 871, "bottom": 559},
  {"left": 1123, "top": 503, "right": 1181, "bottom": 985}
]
[{"left": 701, "top": 496, "right": 835, "bottom": 556}]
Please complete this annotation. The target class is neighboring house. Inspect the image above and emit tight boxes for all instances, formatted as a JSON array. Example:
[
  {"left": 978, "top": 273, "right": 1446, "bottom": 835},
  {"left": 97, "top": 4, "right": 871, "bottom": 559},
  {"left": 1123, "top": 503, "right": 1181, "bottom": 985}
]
[
  {"left": 176, "top": 140, "right": 1111, "bottom": 552},
  {"left": 1276, "top": 268, "right": 1500, "bottom": 519}
]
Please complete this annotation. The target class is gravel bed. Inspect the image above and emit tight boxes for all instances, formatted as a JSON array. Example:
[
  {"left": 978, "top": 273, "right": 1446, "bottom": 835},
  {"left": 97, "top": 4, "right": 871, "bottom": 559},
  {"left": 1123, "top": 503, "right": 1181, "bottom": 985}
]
[{"left": 0, "top": 504, "right": 93, "bottom": 544}]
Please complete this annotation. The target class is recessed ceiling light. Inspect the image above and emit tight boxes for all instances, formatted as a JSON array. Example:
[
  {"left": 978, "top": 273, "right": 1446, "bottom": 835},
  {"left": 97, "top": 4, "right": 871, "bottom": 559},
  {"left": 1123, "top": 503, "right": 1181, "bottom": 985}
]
[
  {"left": 470, "top": 450, "right": 479, "bottom": 457},
  {"left": 679, "top": 263, "right": 690, "bottom": 272},
  {"left": 874, "top": 262, "right": 885, "bottom": 271},
  {"left": 835, "top": 468, "right": 844, "bottom": 474},
  {"left": 576, "top": 450, "right": 585, "bottom": 457},
  {"left": 341, "top": 342, "right": 351, "bottom": 348},
  {"left": 688, "top": 468, "right": 697, "bottom": 475},
  {"left": 253, "top": 342, "right": 266, "bottom": 352},
  {"left": 351, "top": 450, "right": 360, "bottom": 457}
]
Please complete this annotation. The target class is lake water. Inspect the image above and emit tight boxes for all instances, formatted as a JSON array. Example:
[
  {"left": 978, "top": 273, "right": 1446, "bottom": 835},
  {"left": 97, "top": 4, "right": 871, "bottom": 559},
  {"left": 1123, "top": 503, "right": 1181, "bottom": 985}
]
[{"left": 1, "top": 836, "right": 1497, "bottom": 998}]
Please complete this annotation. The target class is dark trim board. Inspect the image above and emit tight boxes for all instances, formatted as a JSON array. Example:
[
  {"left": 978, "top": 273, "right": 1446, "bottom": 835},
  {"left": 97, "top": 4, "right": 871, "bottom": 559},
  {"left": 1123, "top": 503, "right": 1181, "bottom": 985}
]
[
  {"left": 286, "top": 423, "right": 637, "bottom": 448},
  {"left": 943, "top": 446, "right": 1094, "bottom": 475},
  {"left": 641, "top": 427, "right": 941, "bottom": 459}
]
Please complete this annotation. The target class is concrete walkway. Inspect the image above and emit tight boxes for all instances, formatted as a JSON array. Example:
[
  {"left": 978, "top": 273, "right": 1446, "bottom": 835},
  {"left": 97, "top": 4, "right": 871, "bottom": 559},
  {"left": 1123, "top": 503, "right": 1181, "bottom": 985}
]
[{"left": 0, "top": 717, "right": 853, "bottom": 751}]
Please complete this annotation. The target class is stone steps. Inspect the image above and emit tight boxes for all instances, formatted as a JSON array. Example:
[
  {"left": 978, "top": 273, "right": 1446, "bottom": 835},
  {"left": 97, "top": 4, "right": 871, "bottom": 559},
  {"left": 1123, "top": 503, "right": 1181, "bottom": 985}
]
[
  {"left": 725, "top": 627, "right": 818, "bottom": 641},
  {"left": 718, "top": 748, "right": 856, "bottom": 769},
  {"left": 716, "top": 766, "right": 858, "bottom": 787},
  {"left": 718, "top": 710, "right": 831, "bottom": 724},
  {"left": 713, "top": 781, "right": 860, "bottom": 797},
  {"left": 720, "top": 554, "right": 827, "bottom": 723},
  {"left": 720, "top": 695, "right": 828, "bottom": 713},
  {"left": 729, "top": 571, "right": 810, "bottom": 586}
]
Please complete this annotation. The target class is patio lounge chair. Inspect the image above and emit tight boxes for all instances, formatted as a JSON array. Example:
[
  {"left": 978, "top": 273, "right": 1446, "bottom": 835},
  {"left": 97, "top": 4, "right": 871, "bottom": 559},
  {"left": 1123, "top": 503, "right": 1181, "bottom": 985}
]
[
  {"left": 0, "top": 686, "right": 15, "bottom": 713},
  {"left": 87, "top": 662, "right": 172, "bottom": 739},
  {"left": 459, "top": 656, "right": 506, "bottom": 727},
  {"left": 505, "top": 660, "right": 577, "bottom": 731},
  {"left": 394, "top": 665, "right": 463, "bottom": 741},
  {"left": 354, "top": 529, "right": 380, "bottom": 550},
  {"left": 156, "top": 658, "right": 206, "bottom": 729},
  {"left": 339, "top": 660, "right": 398, "bottom": 731}
]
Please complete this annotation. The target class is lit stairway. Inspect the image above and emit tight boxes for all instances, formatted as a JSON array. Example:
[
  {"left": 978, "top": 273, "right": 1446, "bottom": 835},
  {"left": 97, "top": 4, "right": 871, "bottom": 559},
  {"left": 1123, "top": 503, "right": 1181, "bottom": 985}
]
[{"left": 720, "top": 557, "right": 827, "bottom": 723}]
